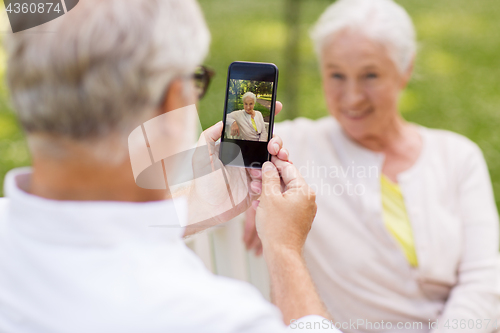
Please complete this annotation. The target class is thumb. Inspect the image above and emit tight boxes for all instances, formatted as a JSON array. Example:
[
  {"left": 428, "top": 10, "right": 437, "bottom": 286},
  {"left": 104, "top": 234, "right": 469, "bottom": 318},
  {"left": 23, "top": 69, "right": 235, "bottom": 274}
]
[
  {"left": 202, "top": 121, "right": 223, "bottom": 144},
  {"left": 261, "top": 161, "right": 282, "bottom": 198}
]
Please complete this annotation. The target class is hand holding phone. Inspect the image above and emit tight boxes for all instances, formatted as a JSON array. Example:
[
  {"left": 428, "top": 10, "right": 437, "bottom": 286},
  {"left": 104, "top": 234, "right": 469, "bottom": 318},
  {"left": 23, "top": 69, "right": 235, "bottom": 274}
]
[
  {"left": 219, "top": 61, "right": 279, "bottom": 168},
  {"left": 183, "top": 107, "right": 287, "bottom": 234}
]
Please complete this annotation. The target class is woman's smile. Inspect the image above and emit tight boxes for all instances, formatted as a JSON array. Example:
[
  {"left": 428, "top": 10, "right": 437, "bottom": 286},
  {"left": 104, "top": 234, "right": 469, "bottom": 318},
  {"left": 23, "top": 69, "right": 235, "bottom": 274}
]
[{"left": 341, "top": 108, "right": 374, "bottom": 120}]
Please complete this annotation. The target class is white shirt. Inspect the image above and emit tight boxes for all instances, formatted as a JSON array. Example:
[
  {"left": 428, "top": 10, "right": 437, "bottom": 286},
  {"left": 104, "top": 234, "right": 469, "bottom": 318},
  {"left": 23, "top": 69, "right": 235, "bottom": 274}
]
[
  {"left": 226, "top": 110, "right": 268, "bottom": 142},
  {"left": 274, "top": 116, "right": 500, "bottom": 333},
  {"left": 0, "top": 168, "right": 341, "bottom": 333}
]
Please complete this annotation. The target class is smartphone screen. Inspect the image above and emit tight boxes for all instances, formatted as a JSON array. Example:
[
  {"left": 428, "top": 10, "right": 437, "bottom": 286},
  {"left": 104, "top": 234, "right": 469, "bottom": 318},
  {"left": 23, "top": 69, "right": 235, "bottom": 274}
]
[{"left": 219, "top": 61, "right": 279, "bottom": 168}]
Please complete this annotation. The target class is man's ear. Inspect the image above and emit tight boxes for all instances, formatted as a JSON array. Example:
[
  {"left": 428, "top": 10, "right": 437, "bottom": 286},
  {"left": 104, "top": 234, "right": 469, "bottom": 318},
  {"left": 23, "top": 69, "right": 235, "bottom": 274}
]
[{"left": 157, "top": 78, "right": 196, "bottom": 115}]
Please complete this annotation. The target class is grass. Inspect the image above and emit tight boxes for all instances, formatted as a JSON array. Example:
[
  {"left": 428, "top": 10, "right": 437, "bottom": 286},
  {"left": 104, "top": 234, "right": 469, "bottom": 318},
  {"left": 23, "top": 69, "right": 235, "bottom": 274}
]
[{"left": 1, "top": 0, "right": 500, "bottom": 210}]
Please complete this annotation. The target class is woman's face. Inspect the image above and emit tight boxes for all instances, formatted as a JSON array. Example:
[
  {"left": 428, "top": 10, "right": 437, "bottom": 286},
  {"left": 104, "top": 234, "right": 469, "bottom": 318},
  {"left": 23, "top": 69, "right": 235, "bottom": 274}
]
[
  {"left": 320, "top": 30, "right": 411, "bottom": 141},
  {"left": 243, "top": 97, "right": 255, "bottom": 114}
]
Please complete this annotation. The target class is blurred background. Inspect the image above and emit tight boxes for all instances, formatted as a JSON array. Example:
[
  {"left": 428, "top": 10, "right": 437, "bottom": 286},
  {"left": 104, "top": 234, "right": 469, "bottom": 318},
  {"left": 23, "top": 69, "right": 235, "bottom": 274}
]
[{"left": 1, "top": 0, "right": 500, "bottom": 211}]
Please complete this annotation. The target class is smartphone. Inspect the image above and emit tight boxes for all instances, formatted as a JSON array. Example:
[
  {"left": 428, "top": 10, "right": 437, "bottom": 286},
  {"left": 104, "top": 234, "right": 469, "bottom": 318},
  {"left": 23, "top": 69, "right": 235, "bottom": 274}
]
[{"left": 219, "top": 61, "right": 279, "bottom": 168}]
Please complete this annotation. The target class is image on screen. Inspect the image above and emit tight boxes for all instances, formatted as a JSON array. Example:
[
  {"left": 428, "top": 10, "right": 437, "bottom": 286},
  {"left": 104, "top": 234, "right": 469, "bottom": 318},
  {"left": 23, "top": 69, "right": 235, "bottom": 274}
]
[{"left": 224, "top": 79, "right": 274, "bottom": 142}]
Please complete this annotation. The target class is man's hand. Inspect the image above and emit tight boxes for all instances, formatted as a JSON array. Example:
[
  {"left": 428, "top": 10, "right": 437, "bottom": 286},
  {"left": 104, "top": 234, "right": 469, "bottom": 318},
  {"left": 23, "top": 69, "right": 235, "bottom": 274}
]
[
  {"left": 252, "top": 157, "right": 330, "bottom": 325},
  {"left": 230, "top": 121, "right": 240, "bottom": 136},
  {"left": 255, "top": 157, "right": 317, "bottom": 253},
  {"left": 244, "top": 142, "right": 290, "bottom": 256},
  {"left": 183, "top": 102, "right": 286, "bottom": 236}
]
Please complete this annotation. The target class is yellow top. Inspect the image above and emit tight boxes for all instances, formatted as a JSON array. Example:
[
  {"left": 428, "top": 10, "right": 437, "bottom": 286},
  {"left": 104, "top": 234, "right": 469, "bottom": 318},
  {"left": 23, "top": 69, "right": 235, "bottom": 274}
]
[
  {"left": 380, "top": 174, "right": 418, "bottom": 267},
  {"left": 250, "top": 118, "right": 258, "bottom": 132}
]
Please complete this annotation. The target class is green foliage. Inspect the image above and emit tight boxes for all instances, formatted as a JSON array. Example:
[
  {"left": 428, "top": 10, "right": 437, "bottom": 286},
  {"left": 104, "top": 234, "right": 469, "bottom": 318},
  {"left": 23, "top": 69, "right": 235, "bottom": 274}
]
[
  {"left": 0, "top": 112, "right": 30, "bottom": 195},
  {"left": 229, "top": 79, "right": 273, "bottom": 97}
]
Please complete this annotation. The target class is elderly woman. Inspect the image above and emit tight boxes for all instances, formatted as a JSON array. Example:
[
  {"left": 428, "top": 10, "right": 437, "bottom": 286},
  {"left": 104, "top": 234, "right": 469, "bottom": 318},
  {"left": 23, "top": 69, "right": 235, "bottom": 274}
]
[
  {"left": 226, "top": 92, "right": 268, "bottom": 142},
  {"left": 244, "top": 0, "right": 500, "bottom": 331}
]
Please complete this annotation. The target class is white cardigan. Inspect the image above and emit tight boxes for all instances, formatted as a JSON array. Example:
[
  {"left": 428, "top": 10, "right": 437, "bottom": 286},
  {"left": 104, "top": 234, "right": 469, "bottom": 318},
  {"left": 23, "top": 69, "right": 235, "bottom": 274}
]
[
  {"left": 226, "top": 110, "right": 268, "bottom": 142},
  {"left": 274, "top": 116, "right": 500, "bottom": 333}
]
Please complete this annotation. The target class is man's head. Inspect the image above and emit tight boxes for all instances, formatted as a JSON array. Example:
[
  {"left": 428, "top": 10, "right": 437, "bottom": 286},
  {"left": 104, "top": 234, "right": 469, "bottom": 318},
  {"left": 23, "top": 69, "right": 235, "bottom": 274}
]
[{"left": 5, "top": 0, "right": 210, "bottom": 162}]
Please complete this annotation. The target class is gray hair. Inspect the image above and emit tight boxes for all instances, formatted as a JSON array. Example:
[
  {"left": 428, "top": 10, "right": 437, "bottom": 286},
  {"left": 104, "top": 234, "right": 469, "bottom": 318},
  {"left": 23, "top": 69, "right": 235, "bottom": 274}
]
[
  {"left": 241, "top": 92, "right": 256, "bottom": 104},
  {"left": 5, "top": 0, "right": 210, "bottom": 141},
  {"left": 310, "top": 0, "right": 416, "bottom": 73}
]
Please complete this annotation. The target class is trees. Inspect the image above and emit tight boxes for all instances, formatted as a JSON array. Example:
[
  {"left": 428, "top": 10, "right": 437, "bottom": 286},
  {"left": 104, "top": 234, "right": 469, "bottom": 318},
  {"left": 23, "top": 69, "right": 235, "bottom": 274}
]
[{"left": 229, "top": 80, "right": 273, "bottom": 98}]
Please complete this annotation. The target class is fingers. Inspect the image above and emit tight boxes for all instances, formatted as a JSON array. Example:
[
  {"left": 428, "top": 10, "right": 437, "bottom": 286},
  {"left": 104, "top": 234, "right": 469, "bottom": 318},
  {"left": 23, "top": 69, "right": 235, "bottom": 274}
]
[
  {"left": 277, "top": 147, "right": 289, "bottom": 161},
  {"left": 268, "top": 135, "right": 283, "bottom": 156},
  {"left": 247, "top": 139, "right": 286, "bottom": 194},
  {"left": 248, "top": 168, "right": 262, "bottom": 194},
  {"left": 275, "top": 101, "right": 283, "bottom": 116},
  {"left": 203, "top": 121, "right": 223, "bottom": 143},
  {"left": 260, "top": 161, "right": 282, "bottom": 198},
  {"left": 270, "top": 156, "right": 306, "bottom": 191},
  {"left": 248, "top": 168, "right": 261, "bottom": 179},
  {"left": 251, "top": 200, "right": 260, "bottom": 210},
  {"left": 250, "top": 180, "right": 262, "bottom": 195},
  {"left": 268, "top": 135, "right": 290, "bottom": 161}
]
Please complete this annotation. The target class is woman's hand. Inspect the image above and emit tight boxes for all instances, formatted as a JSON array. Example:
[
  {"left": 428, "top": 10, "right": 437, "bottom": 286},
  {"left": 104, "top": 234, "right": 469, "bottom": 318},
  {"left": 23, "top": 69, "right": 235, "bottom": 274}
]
[{"left": 230, "top": 121, "right": 240, "bottom": 136}]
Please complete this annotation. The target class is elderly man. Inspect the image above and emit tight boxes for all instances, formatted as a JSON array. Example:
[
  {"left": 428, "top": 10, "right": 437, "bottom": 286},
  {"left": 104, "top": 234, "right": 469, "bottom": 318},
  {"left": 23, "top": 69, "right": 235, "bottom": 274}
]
[{"left": 0, "top": 0, "right": 341, "bottom": 332}]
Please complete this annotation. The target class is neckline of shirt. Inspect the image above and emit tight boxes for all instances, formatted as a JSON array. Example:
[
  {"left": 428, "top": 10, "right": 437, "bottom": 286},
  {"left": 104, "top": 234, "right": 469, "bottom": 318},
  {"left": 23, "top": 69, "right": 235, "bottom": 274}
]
[
  {"left": 3, "top": 167, "right": 187, "bottom": 243},
  {"left": 328, "top": 117, "right": 429, "bottom": 184}
]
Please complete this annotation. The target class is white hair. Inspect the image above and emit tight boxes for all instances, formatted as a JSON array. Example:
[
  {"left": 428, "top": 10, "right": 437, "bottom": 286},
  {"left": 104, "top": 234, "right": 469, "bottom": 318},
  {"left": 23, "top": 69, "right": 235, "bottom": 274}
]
[
  {"left": 5, "top": 0, "right": 210, "bottom": 141},
  {"left": 241, "top": 92, "right": 257, "bottom": 104},
  {"left": 310, "top": 0, "right": 416, "bottom": 73}
]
